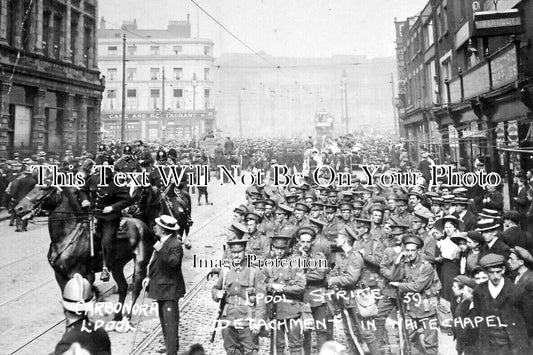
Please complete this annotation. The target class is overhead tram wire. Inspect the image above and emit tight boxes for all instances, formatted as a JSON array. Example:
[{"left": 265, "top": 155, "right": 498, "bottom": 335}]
[{"left": 188, "top": 0, "right": 334, "bottom": 103}]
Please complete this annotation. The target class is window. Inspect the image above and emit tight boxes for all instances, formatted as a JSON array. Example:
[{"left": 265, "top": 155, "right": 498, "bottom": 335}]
[
  {"left": 107, "top": 90, "right": 117, "bottom": 110},
  {"left": 442, "top": 5, "right": 448, "bottom": 34},
  {"left": 204, "top": 68, "right": 210, "bottom": 81},
  {"left": 150, "top": 68, "right": 160, "bottom": 81},
  {"left": 127, "top": 89, "right": 137, "bottom": 110},
  {"left": 127, "top": 45, "right": 136, "bottom": 56},
  {"left": 204, "top": 89, "right": 210, "bottom": 108},
  {"left": 107, "top": 68, "right": 117, "bottom": 81},
  {"left": 150, "top": 46, "right": 160, "bottom": 56},
  {"left": 203, "top": 46, "right": 210, "bottom": 55},
  {"left": 151, "top": 89, "right": 160, "bottom": 109},
  {"left": 173, "top": 89, "right": 183, "bottom": 108},
  {"left": 108, "top": 46, "right": 118, "bottom": 56},
  {"left": 173, "top": 67, "right": 183, "bottom": 80},
  {"left": 424, "top": 20, "right": 434, "bottom": 49},
  {"left": 127, "top": 68, "right": 136, "bottom": 81},
  {"left": 173, "top": 45, "right": 182, "bottom": 55}
]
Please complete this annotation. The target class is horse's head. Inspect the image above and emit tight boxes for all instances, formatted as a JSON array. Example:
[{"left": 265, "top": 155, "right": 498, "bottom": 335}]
[{"left": 15, "top": 181, "right": 62, "bottom": 217}]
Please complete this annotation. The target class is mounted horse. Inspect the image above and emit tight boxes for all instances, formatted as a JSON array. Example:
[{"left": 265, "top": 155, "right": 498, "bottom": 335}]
[
  {"left": 15, "top": 183, "right": 154, "bottom": 321},
  {"left": 129, "top": 182, "right": 192, "bottom": 249}
]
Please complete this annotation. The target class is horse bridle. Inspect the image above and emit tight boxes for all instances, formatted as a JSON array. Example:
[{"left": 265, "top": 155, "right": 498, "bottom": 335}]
[{"left": 22, "top": 185, "right": 62, "bottom": 220}]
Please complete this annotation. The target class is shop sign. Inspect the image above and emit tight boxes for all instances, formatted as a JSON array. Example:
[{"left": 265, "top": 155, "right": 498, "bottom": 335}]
[
  {"left": 472, "top": 9, "right": 523, "bottom": 37},
  {"left": 508, "top": 121, "right": 519, "bottom": 146},
  {"left": 496, "top": 122, "right": 505, "bottom": 147},
  {"left": 491, "top": 46, "right": 518, "bottom": 89}
]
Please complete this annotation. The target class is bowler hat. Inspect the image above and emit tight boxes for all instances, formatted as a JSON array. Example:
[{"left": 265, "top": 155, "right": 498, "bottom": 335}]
[{"left": 465, "top": 231, "right": 484, "bottom": 244}]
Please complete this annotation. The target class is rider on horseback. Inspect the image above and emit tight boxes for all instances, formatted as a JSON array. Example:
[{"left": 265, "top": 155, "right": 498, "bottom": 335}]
[
  {"left": 79, "top": 155, "right": 133, "bottom": 282},
  {"left": 150, "top": 150, "right": 193, "bottom": 227}
]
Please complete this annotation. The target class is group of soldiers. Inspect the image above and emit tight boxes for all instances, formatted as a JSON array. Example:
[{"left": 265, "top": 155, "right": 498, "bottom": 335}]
[{"left": 209, "top": 137, "right": 533, "bottom": 355}]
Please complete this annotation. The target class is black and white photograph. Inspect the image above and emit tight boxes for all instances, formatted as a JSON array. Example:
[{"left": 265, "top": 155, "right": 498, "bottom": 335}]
[{"left": 1, "top": 0, "right": 533, "bottom": 354}]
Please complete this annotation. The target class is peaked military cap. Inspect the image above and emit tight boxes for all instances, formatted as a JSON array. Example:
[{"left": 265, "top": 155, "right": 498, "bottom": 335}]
[
  {"left": 297, "top": 226, "right": 316, "bottom": 239},
  {"left": 245, "top": 212, "right": 261, "bottom": 224},
  {"left": 402, "top": 234, "right": 424, "bottom": 248},
  {"left": 227, "top": 236, "right": 248, "bottom": 252}
]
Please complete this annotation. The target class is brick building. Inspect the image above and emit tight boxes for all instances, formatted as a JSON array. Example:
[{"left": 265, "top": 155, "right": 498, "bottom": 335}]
[
  {"left": 0, "top": 0, "right": 104, "bottom": 157},
  {"left": 396, "top": 0, "right": 533, "bottom": 187}
]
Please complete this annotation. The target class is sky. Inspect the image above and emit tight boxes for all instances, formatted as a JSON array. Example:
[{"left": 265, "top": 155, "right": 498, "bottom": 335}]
[{"left": 99, "top": 0, "right": 428, "bottom": 59}]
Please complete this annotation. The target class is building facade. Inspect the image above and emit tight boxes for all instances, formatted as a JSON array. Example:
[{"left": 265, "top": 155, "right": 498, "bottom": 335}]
[
  {"left": 214, "top": 53, "right": 396, "bottom": 138},
  {"left": 98, "top": 17, "right": 215, "bottom": 143},
  {"left": 396, "top": 0, "right": 533, "bottom": 186},
  {"left": 0, "top": 0, "right": 104, "bottom": 157}
]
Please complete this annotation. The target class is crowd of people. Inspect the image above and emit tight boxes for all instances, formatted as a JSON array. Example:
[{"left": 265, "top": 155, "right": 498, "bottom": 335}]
[{"left": 6, "top": 132, "right": 533, "bottom": 355}]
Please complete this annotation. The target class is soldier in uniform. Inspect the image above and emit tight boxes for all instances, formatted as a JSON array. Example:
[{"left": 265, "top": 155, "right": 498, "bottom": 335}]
[
  {"left": 80, "top": 156, "right": 132, "bottom": 281},
  {"left": 54, "top": 274, "right": 111, "bottom": 355},
  {"left": 338, "top": 202, "right": 356, "bottom": 229},
  {"left": 254, "top": 200, "right": 275, "bottom": 235},
  {"left": 245, "top": 212, "right": 270, "bottom": 260},
  {"left": 327, "top": 226, "right": 381, "bottom": 355},
  {"left": 212, "top": 237, "right": 265, "bottom": 355},
  {"left": 309, "top": 201, "right": 324, "bottom": 220},
  {"left": 322, "top": 204, "right": 341, "bottom": 268},
  {"left": 258, "top": 232, "right": 306, "bottom": 355},
  {"left": 375, "top": 224, "right": 408, "bottom": 353},
  {"left": 411, "top": 210, "right": 437, "bottom": 264},
  {"left": 293, "top": 202, "right": 311, "bottom": 229},
  {"left": 294, "top": 226, "right": 333, "bottom": 353},
  {"left": 354, "top": 218, "right": 384, "bottom": 292},
  {"left": 389, "top": 235, "right": 441, "bottom": 355}
]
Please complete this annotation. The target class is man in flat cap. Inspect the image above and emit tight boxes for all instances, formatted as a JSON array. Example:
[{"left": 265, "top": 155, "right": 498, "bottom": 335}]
[
  {"left": 257, "top": 232, "right": 306, "bottom": 355},
  {"left": 212, "top": 237, "right": 265, "bottom": 355},
  {"left": 473, "top": 253, "right": 529, "bottom": 355},
  {"left": 507, "top": 246, "right": 533, "bottom": 341},
  {"left": 452, "top": 275, "right": 478, "bottom": 355},
  {"left": 327, "top": 225, "right": 381, "bottom": 355},
  {"left": 502, "top": 211, "right": 533, "bottom": 250},
  {"left": 389, "top": 234, "right": 441, "bottom": 355}
]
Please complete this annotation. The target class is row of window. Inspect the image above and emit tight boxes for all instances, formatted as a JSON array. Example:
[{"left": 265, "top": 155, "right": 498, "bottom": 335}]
[
  {"left": 106, "top": 45, "right": 211, "bottom": 56},
  {"left": 107, "top": 67, "right": 210, "bottom": 81},
  {"left": 106, "top": 88, "right": 210, "bottom": 110}
]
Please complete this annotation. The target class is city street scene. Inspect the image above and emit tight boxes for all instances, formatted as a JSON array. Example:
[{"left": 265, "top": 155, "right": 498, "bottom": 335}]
[{"left": 1, "top": 0, "right": 533, "bottom": 354}]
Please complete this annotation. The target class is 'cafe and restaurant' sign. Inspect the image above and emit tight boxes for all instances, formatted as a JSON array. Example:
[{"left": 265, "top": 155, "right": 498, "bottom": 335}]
[{"left": 105, "top": 109, "right": 216, "bottom": 121}]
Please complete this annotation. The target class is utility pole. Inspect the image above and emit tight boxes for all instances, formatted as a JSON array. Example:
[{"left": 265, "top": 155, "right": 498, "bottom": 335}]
[
  {"left": 390, "top": 72, "right": 399, "bottom": 139},
  {"left": 161, "top": 67, "right": 166, "bottom": 143},
  {"left": 238, "top": 90, "right": 243, "bottom": 138},
  {"left": 342, "top": 71, "right": 349, "bottom": 134},
  {"left": 121, "top": 34, "right": 126, "bottom": 144}
]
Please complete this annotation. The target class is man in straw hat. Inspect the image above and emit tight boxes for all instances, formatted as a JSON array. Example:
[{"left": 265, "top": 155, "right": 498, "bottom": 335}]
[
  {"left": 54, "top": 273, "right": 111, "bottom": 355},
  {"left": 143, "top": 215, "right": 184, "bottom": 355}
]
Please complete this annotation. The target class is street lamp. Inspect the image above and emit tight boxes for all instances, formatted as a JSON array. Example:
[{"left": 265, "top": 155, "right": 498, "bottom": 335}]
[{"left": 192, "top": 73, "right": 198, "bottom": 144}]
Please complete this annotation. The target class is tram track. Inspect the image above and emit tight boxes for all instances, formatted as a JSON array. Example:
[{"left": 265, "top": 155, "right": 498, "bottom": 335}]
[{"left": 8, "top": 200, "right": 239, "bottom": 354}]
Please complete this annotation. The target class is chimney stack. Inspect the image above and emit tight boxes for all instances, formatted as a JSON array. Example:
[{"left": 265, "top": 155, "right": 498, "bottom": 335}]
[
  {"left": 100, "top": 16, "right": 105, "bottom": 29},
  {"left": 187, "top": 13, "right": 190, "bottom": 23}
]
